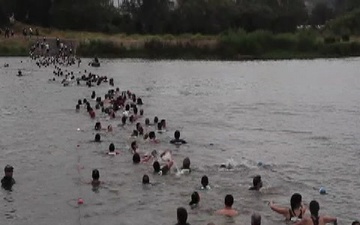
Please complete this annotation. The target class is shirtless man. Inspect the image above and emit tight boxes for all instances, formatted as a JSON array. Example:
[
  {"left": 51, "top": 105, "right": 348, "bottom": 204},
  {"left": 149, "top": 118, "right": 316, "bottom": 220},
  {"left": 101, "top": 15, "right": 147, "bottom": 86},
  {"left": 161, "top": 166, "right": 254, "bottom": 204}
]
[
  {"left": 216, "top": 194, "right": 238, "bottom": 217},
  {"left": 294, "top": 200, "right": 337, "bottom": 225}
]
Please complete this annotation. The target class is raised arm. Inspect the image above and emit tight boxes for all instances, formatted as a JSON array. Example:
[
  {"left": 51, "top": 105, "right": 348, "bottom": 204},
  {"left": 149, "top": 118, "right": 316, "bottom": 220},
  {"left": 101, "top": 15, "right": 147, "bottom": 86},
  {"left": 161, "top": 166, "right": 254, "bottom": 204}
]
[
  {"left": 323, "top": 216, "right": 337, "bottom": 224},
  {"left": 269, "top": 201, "right": 289, "bottom": 216}
]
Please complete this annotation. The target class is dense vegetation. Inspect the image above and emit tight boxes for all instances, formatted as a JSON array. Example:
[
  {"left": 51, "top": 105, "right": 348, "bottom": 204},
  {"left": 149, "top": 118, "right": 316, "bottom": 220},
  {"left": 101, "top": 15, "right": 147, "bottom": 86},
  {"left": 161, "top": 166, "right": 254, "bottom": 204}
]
[
  {"left": 2, "top": 0, "right": 360, "bottom": 59},
  {"left": 0, "top": 0, "right": 359, "bottom": 35}
]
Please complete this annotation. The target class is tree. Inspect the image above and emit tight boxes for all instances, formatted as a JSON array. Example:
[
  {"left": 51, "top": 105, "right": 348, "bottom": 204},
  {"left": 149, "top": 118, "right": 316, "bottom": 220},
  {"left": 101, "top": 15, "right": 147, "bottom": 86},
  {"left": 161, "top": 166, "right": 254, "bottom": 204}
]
[{"left": 310, "top": 2, "right": 334, "bottom": 25}]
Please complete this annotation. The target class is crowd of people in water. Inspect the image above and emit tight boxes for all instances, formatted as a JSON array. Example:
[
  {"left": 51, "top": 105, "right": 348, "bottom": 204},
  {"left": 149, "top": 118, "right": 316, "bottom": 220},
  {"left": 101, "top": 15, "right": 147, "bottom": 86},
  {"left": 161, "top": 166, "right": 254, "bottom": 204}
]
[{"left": 1, "top": 36, "right": 359, "bottom": 225}]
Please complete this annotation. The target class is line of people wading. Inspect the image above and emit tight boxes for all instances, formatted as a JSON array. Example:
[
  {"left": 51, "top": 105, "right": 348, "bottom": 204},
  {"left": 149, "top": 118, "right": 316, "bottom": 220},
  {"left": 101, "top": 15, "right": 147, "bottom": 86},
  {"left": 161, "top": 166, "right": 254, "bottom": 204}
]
[{"left": 2, "top": 39, "right": 358, "bottom": 225}]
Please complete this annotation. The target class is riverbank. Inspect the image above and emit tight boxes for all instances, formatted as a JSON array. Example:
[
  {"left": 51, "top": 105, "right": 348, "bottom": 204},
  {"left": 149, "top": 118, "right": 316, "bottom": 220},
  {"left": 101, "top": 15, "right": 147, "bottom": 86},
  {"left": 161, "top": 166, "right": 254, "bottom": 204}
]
[{"left": 1, "top": 23, "right": 360, "bottom": 60}]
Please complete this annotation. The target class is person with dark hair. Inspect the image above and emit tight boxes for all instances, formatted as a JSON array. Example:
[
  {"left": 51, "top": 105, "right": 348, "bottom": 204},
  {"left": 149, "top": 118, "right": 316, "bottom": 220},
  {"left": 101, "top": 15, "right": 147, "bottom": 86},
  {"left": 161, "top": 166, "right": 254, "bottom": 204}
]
[
  {"left": 176, "top": 207, "right": 190, "bottom": 225},
  {"left": 130, "top": 141, "right": 138, "bottom": 154},
  {"left": 108, "top": 143, "right": 119, "bottom": 155},
  {"left": 170, "top": 130, "right": 187, "bottom": 145},
  {"left": 180, "top": 157, "right": 191, "bottom": 174},
  {"left": 189, "top": 192, "right": 200, "bottom": 209},
  {"left": 269, "top": 193, "right": 306, "bottom": 221},
  {"left": 133, "top": 153, "right": 141, "bottom": 164},
  {"left": 352, "top": 221, "right": 360, "bottom": 225},
  {"left": 95, "top": 122, "right": 102, "bottom": 131},
  {"left": 294, "top": 200, "right": 337, "bottom": 225},
  {"left": 249, "top": 175, "right": 263, "bottom": 191},
  {"left": 200, "top": 175, "right": 211, "bottom": 190},
  {"left": 142, "top": 174, "right": 150, "bottom": 184},
  {"left": 94, "top": 133, "right": 101, "bottom": 142},
  {"left": 216, "top": 194, "right": 238, "bottom": 217},
  {"left": 91, "top": 169, "right": 100, "bottom": 187},
  {"left": 251, "top": 213, "right": 261, "bottom": 225},
  {"left": 1, "top": 165, "right": 15, "bottom": 191},
  {"left": 153, "top": 159, "right": 173, "bottom": 176}
]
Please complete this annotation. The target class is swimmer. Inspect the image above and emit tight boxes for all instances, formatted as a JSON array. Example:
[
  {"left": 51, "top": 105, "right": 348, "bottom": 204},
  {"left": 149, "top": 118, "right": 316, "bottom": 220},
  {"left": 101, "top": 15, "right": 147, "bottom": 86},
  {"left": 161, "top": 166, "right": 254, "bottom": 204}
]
[
  {"left": 148, "top": 131, "right": 160, "bottom": 143},
  {"left": 142, "top": 174, "right": 150, "bottom": 184},
  {"left": 189, "top": 191, "right": 200, "bottom": 209},
  {"left": 249, "top": 175, "right": 263, "bottom": 191},
  {"left": 352, "top": 221, "right": 360, "bottom": 225},
  {"left": 91, "top": 169, "right": 101, "bottom": 187},
  {"left": 17, "top": 70, "right": 22, "bottom": 76},
  {"left": 1, "top": 165, "right": 15, "bottom": 191},
  {"left": 133, "top": 153, "right": 141, "bottom": 164},
  {"left": 107, "top": 124, "right": 113, "bottom": 132},
  {"left": 145, "top": 118, "right": 150, "bottom": 126},
  {"left": 121, "top": 115, "right": 127, "bottom": 126},
  {"left": 153, "top": 160, "right": 173, "bottom": 176},
  {"left": 154, "top": 116, "right": 159, "bottom": 124},
  {"left": 131, "top": 130, "right": 139, "bottom": 137},
  {"left": 160, "top": 119, "right": 166, "bottom": 129},
  {"left": 130, "top": 141, "right": 138, "bottom": 154},
  {"left": 180, "top": 157, "right": 191, "bottom": 174},
  {"left": 170, "top": 130, "right": 187, "bottom": 145},
  {"left": 91, "top": 91, "right": 96, "bottom": 99},
  {"left": 140, "top": 109, "right": 144, "bottom": 116},
  {"left": 108, "top": 143, "right": 119, "bottom": 155},
  {"left": 269, "top": 193, "right": 306, "bottom": 221},
  {"left": 76, "top": 104, "right": 80, "bottom": 112},
  {"left": 200, "top": 175, "right": 211, "bottom": 190},
  {"left": 95, "top": 122, "right": 102, "bottom": 131},
  {"left": 129, "top": 115, "right": 135, "bottom": 123},
  {"left": 137, "top": 97, "right": 143, "bottom": 105},
  {"left": 216, "top": 194, "right": 239, "bottom": 217},
  {"left": 176, "top": 207, "right": 190, "bottom": 225},
  {"left": 294, "top": 200, "right": 337, "bottom": 225},
  {"left": 251, "top": 213, "right": 262, "bottom": 225},
  {"left": 94, "top": 133, "right": 101, "bottom": 142}
]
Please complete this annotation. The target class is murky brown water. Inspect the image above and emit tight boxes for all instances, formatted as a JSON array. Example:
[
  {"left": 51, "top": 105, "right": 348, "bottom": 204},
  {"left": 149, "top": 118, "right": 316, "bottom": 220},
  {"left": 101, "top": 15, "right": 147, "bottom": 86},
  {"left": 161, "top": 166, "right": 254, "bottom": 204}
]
[{"left": 0, "top": 57, "right": 359, "bottom": 225}]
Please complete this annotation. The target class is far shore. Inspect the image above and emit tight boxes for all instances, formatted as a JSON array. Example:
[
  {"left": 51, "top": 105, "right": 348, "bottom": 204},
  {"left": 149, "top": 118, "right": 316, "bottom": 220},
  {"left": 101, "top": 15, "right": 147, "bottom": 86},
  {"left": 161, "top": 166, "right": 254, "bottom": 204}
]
[{"left": 1, "top": 23, "right": 360, "bottom": 61}]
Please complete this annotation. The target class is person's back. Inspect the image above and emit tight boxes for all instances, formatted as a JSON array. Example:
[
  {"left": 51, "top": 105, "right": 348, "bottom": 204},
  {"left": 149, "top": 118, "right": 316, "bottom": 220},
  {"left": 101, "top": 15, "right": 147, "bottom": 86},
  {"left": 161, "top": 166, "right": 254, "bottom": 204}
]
[
  {"left": 294, "top": 200, "right": 337, "bottom": 225},
  {"left": 216, "top": 194, "right": 238, "bottom": 217},
  {"left": 176, "top": 207, "right": 191, "bottom": 225}
]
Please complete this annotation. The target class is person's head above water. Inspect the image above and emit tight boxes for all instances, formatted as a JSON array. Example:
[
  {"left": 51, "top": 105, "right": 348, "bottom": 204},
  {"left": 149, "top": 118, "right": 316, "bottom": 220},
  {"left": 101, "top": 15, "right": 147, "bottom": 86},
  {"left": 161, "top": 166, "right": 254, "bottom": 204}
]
[
  {"left": 131, "top": 141, "right": 137, "bottom": 151},
  {"left": 225, "top": 194, "right": 234, "bottom": 208},
  {"left": 142, "top": 174, "right": 150, "bottom": 184},
  {"left": 189, "top": 191, "right": 200, "bottom": 206},
  {"left": 94, "top": 133, "right": 101, "bottom": 142},
  {"left": 153, "top": 161, "right": 161, "bottom": 173},
  {"left": 251, "top": 213, "right": 261, "bottom": 225},
  {"left": 92, "top": 169, "right": 100, "bottom": 180},
  {"left": 174, "top": 130, "right": 180, "bottom": 140},
  {"left": 352, "top": 221, "right": 360, "bottom": 225},
  {"left": 154, "top": 116, "right": 159, "bottom": 124},
  {"left": 157, "top": 122, "right": 162, "bottom": 130},
  {"left": 201, "top": 175, "right": 209, "bottom": 188},
  {"left": 109, "top": 143, "right": 115, "bottom": 152},
  {"left": 133, "top": 153, "right": 141, "bottom": 164},
  {"left": 145, "top": 118, "right": 150, "bottom": 126},
  {"left": 290, "top": 193, "right": 302, "bottom": 211},
  {"left": 177, "top": 207, "right": 188, "bottom": 225},
  {"left": 182, "top": 157, "right": 190, "bottom": 170},
  {"left": 309, "top": 200, "right": 319, "bottom": 217},
  {"left": 95, "top": 122, "right": 101, "bottom": 130},
  {"left": 4, "top": 165, "right": 14, "bottom": 177},
  {"left": 148, "top": 131, "right": 156, "bottom": 140},
  {"left": 121, "top": 115, "right": 127, "bottom": 125},
  {"left": 251, "top": 175, "right": 262, "bottom": 190}
]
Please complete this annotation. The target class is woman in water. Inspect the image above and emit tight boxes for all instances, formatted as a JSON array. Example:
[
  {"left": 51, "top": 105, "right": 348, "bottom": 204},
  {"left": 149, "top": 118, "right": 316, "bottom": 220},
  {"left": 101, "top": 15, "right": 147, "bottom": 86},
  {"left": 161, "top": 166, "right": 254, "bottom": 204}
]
[
  {"left": 189, "top": 192, "right": 200, "bottom": 209},
  {"left": 269, "top": 193, "right": 307, "bottom": 221},
  {"left": 294, "top": 200, "right": 337, "bottom": 225}
]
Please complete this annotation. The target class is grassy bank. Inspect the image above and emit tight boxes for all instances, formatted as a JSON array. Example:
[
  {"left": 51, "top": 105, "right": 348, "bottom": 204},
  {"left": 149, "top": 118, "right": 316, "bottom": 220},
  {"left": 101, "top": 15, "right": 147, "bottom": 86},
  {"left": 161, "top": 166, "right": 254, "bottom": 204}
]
[{"left": 2, "top": 23, "right": 360, "bottom": 60}]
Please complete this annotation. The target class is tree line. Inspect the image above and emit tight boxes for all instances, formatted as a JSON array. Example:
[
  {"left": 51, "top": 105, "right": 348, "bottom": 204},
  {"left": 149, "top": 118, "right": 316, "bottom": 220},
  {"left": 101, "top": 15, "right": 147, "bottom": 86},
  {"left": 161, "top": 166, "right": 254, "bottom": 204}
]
[{"left": 0, "top": 0, "right": 360, "bottom": 34}]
